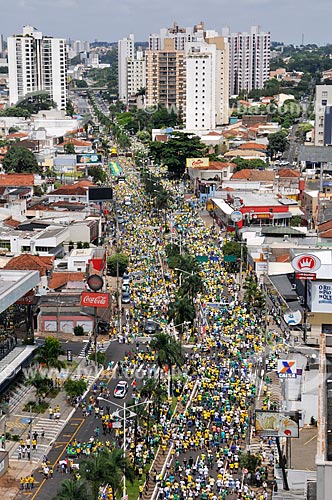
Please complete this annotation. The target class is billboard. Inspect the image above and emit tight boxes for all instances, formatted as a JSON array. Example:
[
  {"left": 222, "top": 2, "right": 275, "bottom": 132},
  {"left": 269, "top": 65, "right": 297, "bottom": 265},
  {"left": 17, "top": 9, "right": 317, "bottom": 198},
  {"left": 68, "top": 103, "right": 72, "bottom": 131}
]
[
  {"left": 277, "top": 360, "right": 297, "bottom": 379},
  {"left": 309, "top": 281, "right": 332, "bottom": 313},
  {"left": 255, "top": 411, "right": 299, "bottom": 438},
  {"left": 81, "top": 292, "right": 109, "bottom": 308},
  {"left": 291, "top": 254, "right": 321, "bottom": 273},
  {"left": 77, "top": 154, "right": 103, "bottom": 165},
  {"left": 186, "top": 158, "right": 210, "bottom": 168},
  {"left": 88, "top": 187, "right": 113, "bottom": 202}
]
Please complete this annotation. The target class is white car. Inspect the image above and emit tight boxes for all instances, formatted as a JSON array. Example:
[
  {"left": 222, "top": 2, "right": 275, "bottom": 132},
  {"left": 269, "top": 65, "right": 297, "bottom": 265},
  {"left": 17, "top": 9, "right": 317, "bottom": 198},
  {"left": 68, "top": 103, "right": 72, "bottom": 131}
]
[{"left": 113, "top": 381, "right": 128, "bottom": 398}]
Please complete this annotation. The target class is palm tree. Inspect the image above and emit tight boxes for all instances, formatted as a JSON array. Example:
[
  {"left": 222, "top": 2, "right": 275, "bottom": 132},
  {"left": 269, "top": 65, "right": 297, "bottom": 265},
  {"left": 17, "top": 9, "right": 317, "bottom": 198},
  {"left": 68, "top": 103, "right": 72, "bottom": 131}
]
[
  {"left": 141, "top": 378, "right": 167, "bottom": 436},
  {"left": 150, "top": 332, "right": 184, "bottom": 396},
  {"left": 26, "top": 372, "right": 53, "bottom": 403},
  {"left": 53, "top": 479, "right": 91, "bottom": 500},
  {"left": 34, "top": 336, "right": 65, "bottom": 371},
  {"left": 168, "top": 295, "right": 196, "bottom": 330},
  {"left": 80, "top": 448, "right": 134, "bottom": 500}
]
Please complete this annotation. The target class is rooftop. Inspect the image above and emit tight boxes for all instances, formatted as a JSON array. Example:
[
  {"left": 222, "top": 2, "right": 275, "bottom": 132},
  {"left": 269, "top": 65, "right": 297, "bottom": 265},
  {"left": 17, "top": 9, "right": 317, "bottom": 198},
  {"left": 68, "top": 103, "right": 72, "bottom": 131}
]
[
  {"left": 49, "top": 272, "right": 86, "bottom": 290},
  {"left": 4, "top": 254, "right": 54, "bottom": 276},
  {"left": 231, "top": 169, "right": 274, "bottom": 181},
  {"left": 0, "top": 173, "right": 34, "bottom": 187}
]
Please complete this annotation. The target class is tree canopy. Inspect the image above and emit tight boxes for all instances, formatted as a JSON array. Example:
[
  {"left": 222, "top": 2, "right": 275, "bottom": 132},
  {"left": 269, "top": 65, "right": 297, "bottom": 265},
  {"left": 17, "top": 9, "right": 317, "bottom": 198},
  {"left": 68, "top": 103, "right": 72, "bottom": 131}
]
[
  {"left": 268, "top": 131, "right": 289, "bottom": 159},
  {"left": 149, "top": 132, "right": 207, "bottom": 178},
  {"left": 2, "top": 146, "right": 42, "bottom": 174}
]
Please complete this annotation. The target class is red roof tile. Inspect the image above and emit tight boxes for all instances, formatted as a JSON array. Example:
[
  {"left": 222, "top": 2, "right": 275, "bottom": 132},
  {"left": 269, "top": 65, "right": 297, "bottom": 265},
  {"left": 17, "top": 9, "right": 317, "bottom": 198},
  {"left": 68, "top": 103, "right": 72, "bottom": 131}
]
[
  {"left": 278, "top": 168, "right": 300, "bottom": 178},
  {"left": 49, "top": 272, "right": 86, "bottom": 290},
  {"left": 58, "top": 138, "right": 92, "bottom": 147},
  {"left": 238, "top": 142, "right": 267, "bottom": 151},
  {"left": 4, "top": 254, "right": 54, "bottom": 276},
  {"left": 231, "top": 169, "right": 275, "bottom": 181},
  {"left": 0, "top": 174, "right": 34, "bottom": 187},
  {"left": 3, "top": 217, "right": 21, "bottom": 228}
]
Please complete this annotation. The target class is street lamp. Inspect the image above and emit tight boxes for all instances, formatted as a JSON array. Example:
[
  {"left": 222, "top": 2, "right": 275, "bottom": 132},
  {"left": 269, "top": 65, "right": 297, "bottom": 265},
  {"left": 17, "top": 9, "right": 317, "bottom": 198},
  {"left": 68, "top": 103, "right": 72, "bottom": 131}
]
[
  {"left": 174, "top": 268, "right": 195, "bottom": 287},
  {"left": 97, "top": 397, "right": 152, "bottom": 499}
]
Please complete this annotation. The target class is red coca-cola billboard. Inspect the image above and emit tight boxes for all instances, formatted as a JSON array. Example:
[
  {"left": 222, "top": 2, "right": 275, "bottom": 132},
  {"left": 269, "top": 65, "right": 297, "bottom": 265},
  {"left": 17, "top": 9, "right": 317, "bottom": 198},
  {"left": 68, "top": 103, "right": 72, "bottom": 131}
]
[{"left": 81, "top": 292, "right": 109, "bottom": 308}]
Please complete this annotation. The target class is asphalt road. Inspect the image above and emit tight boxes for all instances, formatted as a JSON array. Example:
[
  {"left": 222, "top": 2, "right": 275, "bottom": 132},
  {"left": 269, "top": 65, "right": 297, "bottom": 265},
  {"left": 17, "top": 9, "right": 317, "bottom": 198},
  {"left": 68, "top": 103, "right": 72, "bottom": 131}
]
[{"left": 31, "top": 340, "right": 140, "bottom": 500}]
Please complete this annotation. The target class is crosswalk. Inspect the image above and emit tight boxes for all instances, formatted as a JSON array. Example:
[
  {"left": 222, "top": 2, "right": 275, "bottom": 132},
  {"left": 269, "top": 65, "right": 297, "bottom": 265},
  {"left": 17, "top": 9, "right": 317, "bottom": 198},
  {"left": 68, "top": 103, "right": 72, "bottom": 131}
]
[
  {"left": 10, "top": 417, "right": 66, "bottom": 463},
  {"left": 78, "top": 340, "right": 111, "bottom": 359}
]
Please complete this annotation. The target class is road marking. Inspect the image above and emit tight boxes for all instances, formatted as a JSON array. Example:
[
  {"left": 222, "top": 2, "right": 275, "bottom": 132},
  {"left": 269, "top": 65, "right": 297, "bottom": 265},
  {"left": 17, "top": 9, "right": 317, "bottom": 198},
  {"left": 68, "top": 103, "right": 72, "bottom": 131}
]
[
  {"left": 304, "top": 434, "right": 317, "bottom": 446},
  {"left": 31, "top": 418, "right": 85, "bottom": 500}
]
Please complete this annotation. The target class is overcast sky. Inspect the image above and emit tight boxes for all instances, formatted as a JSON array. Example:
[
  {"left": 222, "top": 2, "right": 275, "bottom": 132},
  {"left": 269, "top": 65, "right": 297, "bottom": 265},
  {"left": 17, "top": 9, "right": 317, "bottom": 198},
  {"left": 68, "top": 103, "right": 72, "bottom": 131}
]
[{"left": 1, "top": 0, "right": 332, "bottom": 45}]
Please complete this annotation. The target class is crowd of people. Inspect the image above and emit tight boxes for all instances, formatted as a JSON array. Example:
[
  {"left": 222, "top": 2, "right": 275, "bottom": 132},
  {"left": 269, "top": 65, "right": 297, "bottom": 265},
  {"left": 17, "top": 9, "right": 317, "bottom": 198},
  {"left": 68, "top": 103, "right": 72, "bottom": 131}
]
[{"left": 22, "top": 163, "right": 286, "bottom": 500}]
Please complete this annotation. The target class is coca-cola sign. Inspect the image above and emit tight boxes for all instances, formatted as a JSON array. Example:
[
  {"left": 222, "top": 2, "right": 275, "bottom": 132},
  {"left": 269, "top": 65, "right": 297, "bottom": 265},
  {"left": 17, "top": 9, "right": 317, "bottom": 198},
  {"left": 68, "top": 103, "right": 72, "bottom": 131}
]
[{"left": 81, "top": 292, "right": 109, "bottom": 308}]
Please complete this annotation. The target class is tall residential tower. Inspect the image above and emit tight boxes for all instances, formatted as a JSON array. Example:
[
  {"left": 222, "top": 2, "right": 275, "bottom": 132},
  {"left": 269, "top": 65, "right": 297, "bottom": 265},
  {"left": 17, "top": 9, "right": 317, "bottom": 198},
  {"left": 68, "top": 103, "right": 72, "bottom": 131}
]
[
  {"left": 7, "top": 25, "right": 68, "bottom": 110},
  {"left": 222, "top": 25, "right": 270, "bottom": 96}
]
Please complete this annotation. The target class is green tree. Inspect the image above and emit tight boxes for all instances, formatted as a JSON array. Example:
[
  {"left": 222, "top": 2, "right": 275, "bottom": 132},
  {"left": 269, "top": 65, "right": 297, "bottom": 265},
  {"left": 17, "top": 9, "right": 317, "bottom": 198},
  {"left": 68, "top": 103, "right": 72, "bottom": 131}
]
[
  {"left": 149, "top": 131, "right": 207, "bottom": 178},
  {"left": 239, "top": 452, "right": 262, "bottom": 474},
  {"left": 64, "top": 142, "right": 76, "bottom": 154},
  {"left": 88, "top": 166, "right": 107, "bottom": 184},
  {"left": 107, "top": 253, "right": 129, "bottom": 276},
  {"left": 34, "top": 337, "right": 66, "bottom": 371},
  {"left": 66, "top": 100, "right": 75, "bottom": 117},
  {"left": 17, "top": 92, "right": 57, "bottom": 114},
  {"left": 268, "top": 131, "right": 289, "bottom": 159},
  {"left": 2, "top": 146, "right": 41, "bottom": 173},
  {"left": 222, "top": 241, "right": 247, "bottom": 260},
  {"left": 88, "top": 351, "right": 106, "bottom": 367},
  {"left": 80, "top": 448, "right": 134, "bottom": 500},
  {"left": 150, "top": 332, "right": 184, "bottom": 394},
  {"left": 290, "top": 215, "right": 302, "bottom": 227},
  {"left": 141, "top": 377, "right": 167, "bottom": 432},
  {"left": 71, "top": 79, "right": 88, "bottom": 88},
  {"left": 64, "top": 378, "right": 88, "bottom": 401},
  {"left": 26, "top": 372, "right": 53, "bottom": 402},
  {"left": 168, "top": 295, "right": 196, "bottom": 328},
  {"left": 54, "top": 479, "right": 91, "bottom": 500},
  {"left": 73, "top": 325, "right": 84, "bottom": 336}
]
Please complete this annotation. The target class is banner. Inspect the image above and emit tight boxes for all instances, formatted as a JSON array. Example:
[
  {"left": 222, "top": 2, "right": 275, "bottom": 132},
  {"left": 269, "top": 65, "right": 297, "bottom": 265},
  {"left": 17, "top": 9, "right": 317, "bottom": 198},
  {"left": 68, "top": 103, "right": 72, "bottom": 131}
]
[{"left": 81, "top": 292, "right": 109, "bottom": 308}]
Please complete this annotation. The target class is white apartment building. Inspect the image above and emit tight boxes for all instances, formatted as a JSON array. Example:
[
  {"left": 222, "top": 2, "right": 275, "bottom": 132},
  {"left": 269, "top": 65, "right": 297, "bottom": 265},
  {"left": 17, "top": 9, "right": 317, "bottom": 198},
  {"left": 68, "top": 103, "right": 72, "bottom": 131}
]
[
  {"left": 314, "top": 85, "right": 332, "bottom": 146},
  {"left": 7, "top": 26, "right": 68, "bottom": 110},
  {"left": 222, "top": 25, "right": 270, "bottom": 95},
  {"left": 127, "top": 50, "right": 146, "bottom": 99},
  {"left": 185, "top": 37, "right": 229, "bottom": 131},
  {"left": 118, "top": 34, "right": 135, "bottom": 103}
]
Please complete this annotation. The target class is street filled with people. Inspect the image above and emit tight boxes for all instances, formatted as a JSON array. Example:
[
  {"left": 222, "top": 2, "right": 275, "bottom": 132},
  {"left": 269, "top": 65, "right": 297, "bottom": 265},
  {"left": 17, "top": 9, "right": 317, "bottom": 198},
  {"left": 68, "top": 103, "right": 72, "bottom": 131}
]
[{"left": 35, "top": 160, "right": 287, "bottom": 500}]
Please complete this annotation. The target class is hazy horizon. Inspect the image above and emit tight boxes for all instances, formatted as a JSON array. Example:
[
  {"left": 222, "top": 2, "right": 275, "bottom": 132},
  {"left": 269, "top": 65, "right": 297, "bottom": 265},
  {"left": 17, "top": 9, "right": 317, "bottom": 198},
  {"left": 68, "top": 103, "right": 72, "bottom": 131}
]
[{"left": 1, "top": 0, "right": 332, "bottom": 46}]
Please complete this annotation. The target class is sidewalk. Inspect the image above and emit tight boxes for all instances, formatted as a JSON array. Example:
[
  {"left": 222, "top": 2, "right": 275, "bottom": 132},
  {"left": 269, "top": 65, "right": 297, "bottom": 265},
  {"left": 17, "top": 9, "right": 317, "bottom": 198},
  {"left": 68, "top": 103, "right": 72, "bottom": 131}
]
[{"left": 0, "top": 353, "right": 109, "bottom": 499}]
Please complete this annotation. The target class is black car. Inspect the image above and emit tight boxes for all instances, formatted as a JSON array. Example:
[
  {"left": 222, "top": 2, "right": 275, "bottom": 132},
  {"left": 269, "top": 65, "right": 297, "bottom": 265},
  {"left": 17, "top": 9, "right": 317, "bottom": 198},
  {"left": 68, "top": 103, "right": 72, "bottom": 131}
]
[{"left": 144, "top": 319, "right": 158, "bottom": 334}]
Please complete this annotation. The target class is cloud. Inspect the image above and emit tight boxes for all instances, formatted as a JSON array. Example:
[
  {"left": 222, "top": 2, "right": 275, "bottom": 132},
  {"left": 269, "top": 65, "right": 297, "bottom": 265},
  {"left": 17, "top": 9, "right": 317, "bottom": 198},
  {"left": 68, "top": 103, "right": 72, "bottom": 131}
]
[{"left": 18, "top": 0, "right": 78, "bottom": 8}]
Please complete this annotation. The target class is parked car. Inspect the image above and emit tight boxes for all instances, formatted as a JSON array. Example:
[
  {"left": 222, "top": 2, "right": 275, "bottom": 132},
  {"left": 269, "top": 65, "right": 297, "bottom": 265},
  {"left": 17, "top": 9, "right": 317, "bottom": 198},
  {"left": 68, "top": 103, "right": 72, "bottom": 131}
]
[
  {"left": 122, "top": 274, "right": 130, "bottom": 286},
  {"left": 121, "top": 292, "right": 130, "bottom": 304},
  {"left": 113, "top": 381, "right": 128, "bottom": 398}
]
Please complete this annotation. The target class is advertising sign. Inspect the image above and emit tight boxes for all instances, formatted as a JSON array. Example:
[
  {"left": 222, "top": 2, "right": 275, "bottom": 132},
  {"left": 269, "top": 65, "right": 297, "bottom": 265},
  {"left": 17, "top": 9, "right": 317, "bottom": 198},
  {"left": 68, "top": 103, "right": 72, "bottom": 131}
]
[
  {"left": 77, "top": 154, "right": 102, "bottom": 164},
  {"left": 283, "top": 309, "right": 302, "bottom": 326},
  {"left": 296, "top": 272, "right": 316, "bottom": 280},
  {"left": 81, "top": 292, "right": 109, "bottom": 308},
  {"left": 255, "top": 411, "right": 299, "bottom": 438},
  {"left": 88, "top": 187, "right": 113, "bottom": 202},
  {"left": 309, "top": 281, "right": 332, "bottom": 313},
  {"left": 277, "top": 360, "right": 297, "bottom": 379},
  {"left": 230, "top": 210, "right": 243, "bottom": 223},
  {"left": 186, "top": 158, "right": 210, "bottom": 168},
  {"left": 291, "top": 254, "right": 321, "bottom": 273}
]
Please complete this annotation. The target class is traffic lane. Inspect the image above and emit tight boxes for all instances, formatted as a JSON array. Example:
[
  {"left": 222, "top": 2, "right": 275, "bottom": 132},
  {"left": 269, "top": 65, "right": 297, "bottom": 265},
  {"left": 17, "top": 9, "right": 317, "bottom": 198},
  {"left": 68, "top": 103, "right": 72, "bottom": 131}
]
[{"left": 31, "top": 416, "right": 86, "bottom": 500}]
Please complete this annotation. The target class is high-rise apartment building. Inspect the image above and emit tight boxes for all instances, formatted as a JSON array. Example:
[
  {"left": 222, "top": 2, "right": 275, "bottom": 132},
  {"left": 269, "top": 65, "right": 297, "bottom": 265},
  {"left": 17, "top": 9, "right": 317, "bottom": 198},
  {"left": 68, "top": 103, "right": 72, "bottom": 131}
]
[
  {"left": 118, "top": 34, "right": 135, "bottom": 103},
  {"left": 145, "top": 38, "right": 186, "bottom": 115},
  {"left": 314, "top": 85, "right": 332, "bottom": 146},
  {"left": 127, "top": 50, "right": 146, "bottom": 99},
  {"left": 7, "top": 26, "right": 68, "bottom": 110},
  {"left": 185, "top": 37, "right": 229, "bottom": 130},
  {"left": 222, "top": 25, "right": 270, "bottom": 96}
]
